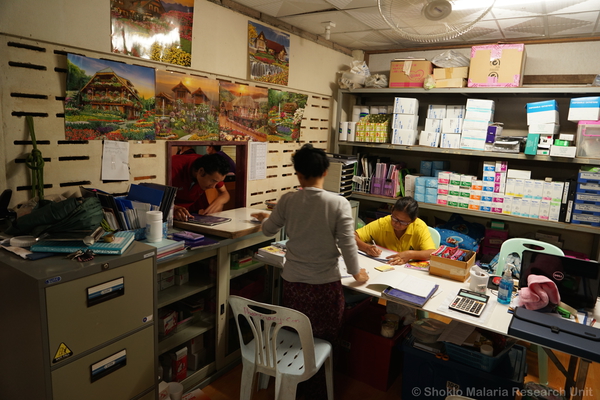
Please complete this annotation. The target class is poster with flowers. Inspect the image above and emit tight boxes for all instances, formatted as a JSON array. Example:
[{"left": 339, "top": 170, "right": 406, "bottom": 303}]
[
  {"left": 267, "top": 90, "right": 307, "bottom": 141},
  {"left": 219, "top": 82, "right": 269, "bottom": 142},
  {"left": 110, "top": 0, "right": 194, "bottom": 67},
  {"left": 65, "top": 54, "right": 156, "bottom": 141},
  {"left": 155, "top": 70, "right": 220, "bottom": 140},
  {"left": 248, "top": 21, "right": 290, "bottom": 86}
]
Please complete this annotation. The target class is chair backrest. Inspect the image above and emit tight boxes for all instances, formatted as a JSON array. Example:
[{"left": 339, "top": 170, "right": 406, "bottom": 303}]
[
  {"left": 496, "top": 238, "right": 564, "bottom": 276},
  {"left": 428, "top": 226, "right": 441, "bottom": 249},
  {"left": 228, "top": 295, "right": 318, "bottom": 379}
]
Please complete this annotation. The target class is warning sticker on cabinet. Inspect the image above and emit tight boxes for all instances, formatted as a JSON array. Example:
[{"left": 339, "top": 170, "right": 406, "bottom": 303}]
[{"left": 53, "top": 342, "right": 73, "bottom": 363}]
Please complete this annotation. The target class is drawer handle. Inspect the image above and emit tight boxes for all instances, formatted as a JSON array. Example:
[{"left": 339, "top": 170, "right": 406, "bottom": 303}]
[
  {"left": 87, "top": 277, "right": 125, "bottom": 307},
  {"left": 90, "top": 349, "right": 127, "bottom": 383}
]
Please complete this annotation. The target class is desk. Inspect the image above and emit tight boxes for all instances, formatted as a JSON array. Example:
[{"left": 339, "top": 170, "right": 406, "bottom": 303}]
[
  {"left": 174, "top": 207, "right": 268, "bottom": 239},
  {"left": 342, "top": 255, "right": 600, "bottom": 400}
]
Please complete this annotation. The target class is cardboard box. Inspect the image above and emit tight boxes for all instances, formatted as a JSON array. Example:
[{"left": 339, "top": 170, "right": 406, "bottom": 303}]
[
  {"left": 429, "top": 251, "right": 476, "bottom": 282},
  {"left": 170, "top": 347, "right": 188, "bottom": 382},
  {"left": 389, "top": 59, "right": 433, "bottom": 88},
  {"left": 549, "top": 145, "right": 576, "bottom": 158},
  {"left": 568, "top": 97, "right": 600, "bottom": 121},
  {"left": 468, "top": 44, "right": 526, "bottom": 87},
  {"left": 433, "top": 67, "right": 469, "bottom": 80},
  {"left": 435, "top": 78, "right": 467, "bottom": 88}
]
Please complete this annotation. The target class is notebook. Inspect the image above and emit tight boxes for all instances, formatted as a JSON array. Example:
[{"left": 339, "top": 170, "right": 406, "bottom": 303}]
[
  {"left": 30, "top": 231, "right": 136, "bottom": 255},
  {"left": 519, "top": 250, "right": 600, "bottom": 309},
  {"left": 185, "top": 214, "right": 232, "bottom": 226}
]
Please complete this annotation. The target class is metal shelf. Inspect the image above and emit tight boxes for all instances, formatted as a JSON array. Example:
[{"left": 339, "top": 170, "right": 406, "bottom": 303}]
[
  {"left": 341, "top": 86, "right": 600, "bottom": 96},
  {"left": 350, "top": 192, "right": 600, "bottom": 235}
]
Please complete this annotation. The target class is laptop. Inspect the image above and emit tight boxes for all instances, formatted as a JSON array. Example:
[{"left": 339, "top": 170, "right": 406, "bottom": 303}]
[{"left": 519, "top": 250, "right": 600, "bottom": 309}]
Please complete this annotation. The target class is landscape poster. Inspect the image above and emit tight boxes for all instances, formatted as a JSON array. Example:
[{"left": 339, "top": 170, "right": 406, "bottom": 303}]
[
  {"left": 155, "top": 70, "right": 220, "bottom": 140},
  {"left": 219, "top": 82, "right": 269, "bottom": 142},
  {"left": 267, "top": 90, "right": 307, "bottom": 141},
  {"left": 65, "top": 54, "right": 156, "bottom": 141},
  {"left": 248, "top": 21, "right": 290, "bottom": 86},
  {"left": 111, "top": 0, "right": 194, "bottom": 67}
]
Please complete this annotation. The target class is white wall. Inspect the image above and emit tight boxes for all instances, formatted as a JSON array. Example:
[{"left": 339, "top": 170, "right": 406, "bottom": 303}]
[
  {"left": 0, "top": 0, "right": 352, "bottom": 96},
  {"left": 367, "top": 41, "right": 600, "bottom": 76}
]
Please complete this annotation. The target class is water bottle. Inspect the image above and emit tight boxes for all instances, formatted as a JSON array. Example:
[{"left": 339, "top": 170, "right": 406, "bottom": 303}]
[{"left": 497, "top": 263, "right": 514, "bottom": 305}]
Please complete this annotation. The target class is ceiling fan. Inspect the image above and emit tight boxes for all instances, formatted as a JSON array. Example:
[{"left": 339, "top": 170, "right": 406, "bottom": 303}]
[{"left": 378, "top": 0, "right": 496, "bottom": 43}]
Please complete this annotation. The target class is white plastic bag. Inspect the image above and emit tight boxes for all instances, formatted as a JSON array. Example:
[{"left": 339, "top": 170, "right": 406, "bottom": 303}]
[
  {"left": 431, "top": 50, "right": 470, "bottom": 68},
  {"left": 364, "top": 74, "right": 388, "bottom": 88}
]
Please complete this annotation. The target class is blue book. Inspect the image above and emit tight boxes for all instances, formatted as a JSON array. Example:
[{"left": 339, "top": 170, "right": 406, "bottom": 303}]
[
  {"left": 30, "top": 231, "right": 136, "bottom": 255},
  {"left": 382, "top": 282, "right": 439, "bottom": 308}
]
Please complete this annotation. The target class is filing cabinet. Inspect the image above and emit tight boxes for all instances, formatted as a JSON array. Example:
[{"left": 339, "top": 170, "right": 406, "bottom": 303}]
[{"left": 0, "top": 241, "right": 158, "bottom": 400}]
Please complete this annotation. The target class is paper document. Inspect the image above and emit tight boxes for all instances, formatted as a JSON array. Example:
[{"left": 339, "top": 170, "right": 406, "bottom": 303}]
[
  {"left": 358, "top": 245, "right": 397, "bottom": 263},
  {"left": 437, "top": 320, "right": 476, "bottom": 345},
  {"left": 398, "top": 275, "right": 438, "bottom": 298},
  {"left": 102, "top": 140, "right": 130, "bottom": 181}
]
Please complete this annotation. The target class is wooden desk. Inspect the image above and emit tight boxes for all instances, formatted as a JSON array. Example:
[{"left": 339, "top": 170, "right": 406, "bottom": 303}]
[{"left": 174, "top": 207, "right": 269, "bottom": 239}]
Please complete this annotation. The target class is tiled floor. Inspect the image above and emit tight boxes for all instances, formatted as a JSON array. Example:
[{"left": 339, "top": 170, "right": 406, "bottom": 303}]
[{"left": 201, "top": 342, "right": 600, "bottom": 400}]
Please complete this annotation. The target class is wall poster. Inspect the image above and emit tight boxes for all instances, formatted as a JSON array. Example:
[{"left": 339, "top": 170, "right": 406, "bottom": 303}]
[
  {"left": 110, "top": 0, "right": 194, "bottom": 67},
  {"left": 219, "top": 82, "right": 269, "bottom": 142},
  {"left": 267, "top": 89, "right": 307, "bottom": 141},
  {"left": 248, "top": 21, "right": 290, "bottom": 86},
  {"left": 155, "top": 70, "right": 220, "bottom": 140},
  {"left": 65, "top": 54, "right": 156, "bottom": 141}
]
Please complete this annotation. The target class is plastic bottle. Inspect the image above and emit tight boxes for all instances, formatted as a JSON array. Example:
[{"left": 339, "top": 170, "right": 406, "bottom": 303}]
[
  {"left": 146, "top": 210, "right": 163, "bottom": 243},
  {"left": 497, "top": 263, "right": 514, "bottom": 305}
]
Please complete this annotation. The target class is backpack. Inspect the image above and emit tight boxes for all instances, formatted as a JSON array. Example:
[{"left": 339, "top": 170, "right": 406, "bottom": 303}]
[{"left": 6, "top": 197, "right": 104, "bottom": 237}]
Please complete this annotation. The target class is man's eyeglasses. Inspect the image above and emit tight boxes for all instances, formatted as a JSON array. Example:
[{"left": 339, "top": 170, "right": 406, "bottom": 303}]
[{"left": 391, "top": 216, "right": 412, "bottom": 226}]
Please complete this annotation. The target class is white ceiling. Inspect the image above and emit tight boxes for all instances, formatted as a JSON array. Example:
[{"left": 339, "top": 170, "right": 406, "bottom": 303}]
[{"left": 231, "top": 0, "right": 600, "bottom": 51}]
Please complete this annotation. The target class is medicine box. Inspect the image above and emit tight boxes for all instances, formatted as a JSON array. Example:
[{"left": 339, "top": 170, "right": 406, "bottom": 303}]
[
  {"left": 427, "top": 104, "right": 446, "bottom": 119},
  {"left": 528, "top": 123, "right": 560, "bottom": 135},
  {"left": 391, "top": 128, "right": 418, "bottom": 145},
  {"left": 442, "top": 118, "right": 463, "bottom": 133},
  {"left": 526, "top": 100, "right": 559, "bottom": 125},
  {"left": 171, "top": 347, "right": 188, "bottom": 382},
  {"left": 568, "top": 97, "right": 600, "bottom": 122},
  {"left": 468, "top": 43, "right": 526, "bottom": 87},
  {"left": 549, "top": 145, "right": 576, "bottom": 158},
  {"left": 425, "top": 118, "right": 443, "bottom": 133},
  {"left": 440, "top": 133, "right": 461, "bottom": 148},
  {"left": 392, "top": 113, "right": 419, "bottom": 130},
  {"left": 419, "top": 130, "right": 440, "bottom": 147},
  {"left": 524, "top": 134, "right": 539, "bottom": 155},
  {"left": 446, "top": 105, "right": 465, "bottom": 119}
]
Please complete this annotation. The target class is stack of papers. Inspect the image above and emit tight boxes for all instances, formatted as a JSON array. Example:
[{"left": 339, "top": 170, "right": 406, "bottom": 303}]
[
  {"left": 141, "top": 238, "right": 185, "bottom": 261},
  {"left": 255, "top": 244, "right": 286, "bottom": 267}
]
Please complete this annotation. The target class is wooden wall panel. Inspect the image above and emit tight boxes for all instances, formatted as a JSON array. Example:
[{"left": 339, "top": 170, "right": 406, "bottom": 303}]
[{"left": 1, "top": 34, "right": 331, "bottom": 210}]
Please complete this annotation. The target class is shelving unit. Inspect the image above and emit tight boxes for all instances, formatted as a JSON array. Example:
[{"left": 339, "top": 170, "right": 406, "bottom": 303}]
[
  {"left": 335, "top": 87, "right": 600, "bottom": 259},
  {"left": 155, "top": 231, "right": 275, "bottom": 392}
]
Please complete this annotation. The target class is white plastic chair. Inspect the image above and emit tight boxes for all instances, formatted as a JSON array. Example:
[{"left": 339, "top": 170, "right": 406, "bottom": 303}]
[
  {"left": 428, "top": 226, "right": 441, "bottom": 248},
  {"left": 496, "top": 238, "right": 564, "bottom": 276},
  {"left": 228, "top": 295, "right": 334, "bottom": 400}
]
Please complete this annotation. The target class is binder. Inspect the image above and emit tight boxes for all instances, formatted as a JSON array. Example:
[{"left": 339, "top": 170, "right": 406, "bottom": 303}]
[{"left": 30, "top": 231, "right": 136, "bottom": 255}]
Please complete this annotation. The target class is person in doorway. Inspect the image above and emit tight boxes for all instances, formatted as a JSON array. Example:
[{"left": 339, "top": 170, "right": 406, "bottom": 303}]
[
  {"left": 206, "top": 144, "right": 236, "bottom": 175},
  {"left": 355, "top": 196, "right": 436, "bottom": 265},
  {"left": 171, "top": 153, "right": 231, "bottom": 221},
  {"left": 251, "top": 143, "right": 368, "bottom": 400}
]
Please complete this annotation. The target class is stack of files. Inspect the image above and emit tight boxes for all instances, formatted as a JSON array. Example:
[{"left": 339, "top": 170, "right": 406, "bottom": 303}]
[
  {"left": 140, "top": 237, "right": 186, "bottom": 261},
  {"left": 381, "top": 274, "right": 439, "bottom": 307},
  {"left": 80, "top": 186, "right": 128, "bottom": 231},
  {"left": 113, "top": 196, "right": 154, "bottom": 231},
  {"left": 323, "top": 155, "right": 356, "bottom": 197},
  {"left": 30, "top": 231, "right": 136, "bottom": 255},
  {"left": 254, "top": 241, "right": 286, "bottom": 267},
  {"left": 136, "top": 183, "right": 178, "bottom": 222}
]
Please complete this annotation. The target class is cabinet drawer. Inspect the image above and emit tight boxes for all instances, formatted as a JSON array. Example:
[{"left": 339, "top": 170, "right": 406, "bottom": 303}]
[
  {"left": 46, "top": 258, "right": 154, "bottom": 364},
  {"left": 51, "top": 326, "right": 155, "bottom": 400}
]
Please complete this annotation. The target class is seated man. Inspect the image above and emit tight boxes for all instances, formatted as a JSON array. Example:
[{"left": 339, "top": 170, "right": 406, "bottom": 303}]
[{"left": 171, "top": 153, "right": 231, "bottom": 221}]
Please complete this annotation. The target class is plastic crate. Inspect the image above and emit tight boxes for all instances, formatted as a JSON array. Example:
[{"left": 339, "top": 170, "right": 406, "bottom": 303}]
[{"left": 444, "top": 341, "right": 514, "bottom": 372}]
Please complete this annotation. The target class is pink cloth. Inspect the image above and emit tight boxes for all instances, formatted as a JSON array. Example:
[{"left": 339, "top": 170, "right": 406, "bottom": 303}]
[{"left": 518, "top": 274, "right": 561, "bottom": 310}]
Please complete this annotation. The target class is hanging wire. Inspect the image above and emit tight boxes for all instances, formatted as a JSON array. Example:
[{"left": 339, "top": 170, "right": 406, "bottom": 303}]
[{"left": 25, "top": 116, "right": 45, "bottom": 202}]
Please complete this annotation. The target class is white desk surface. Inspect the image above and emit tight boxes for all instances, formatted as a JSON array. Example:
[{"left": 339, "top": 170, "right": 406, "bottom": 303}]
[
  {"left": 174, "top": 207, "right": 269, "bottom": 239},
  {"left": 342, "top": 255, "right": 514, "bottom": 335}
]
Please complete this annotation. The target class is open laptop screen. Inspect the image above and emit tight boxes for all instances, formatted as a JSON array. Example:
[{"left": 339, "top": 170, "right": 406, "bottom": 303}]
[{"left": 519, "top": 250, "right": 600, "bottom": 309}]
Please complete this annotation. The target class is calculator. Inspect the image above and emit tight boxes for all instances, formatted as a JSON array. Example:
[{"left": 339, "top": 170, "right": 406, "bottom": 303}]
[{"left": 449, "top": 289, "right": 489, "bottom": 317}]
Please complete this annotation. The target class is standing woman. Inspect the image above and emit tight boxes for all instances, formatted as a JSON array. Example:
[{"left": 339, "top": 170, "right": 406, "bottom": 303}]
[
  {"left": 252, "top": 144, "right": 368, "bottom": 399},
  {"left": 355, "top": 196, "right": 436, "bottom": 265}
]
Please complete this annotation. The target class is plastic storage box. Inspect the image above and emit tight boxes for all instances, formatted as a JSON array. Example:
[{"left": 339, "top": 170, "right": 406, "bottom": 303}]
[
  {"left": 444, "top": 341, "right": 514, "bottom": 372},
  {"left": 401, "top": 338, "right": 527, "bottom": 400},
  {"left": 576, "top": 121, "right": 600, "bottom": 158}
]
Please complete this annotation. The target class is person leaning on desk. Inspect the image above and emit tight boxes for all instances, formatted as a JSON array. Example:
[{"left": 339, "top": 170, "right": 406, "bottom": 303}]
[
  {"left": 171, "top": 153, "right": 231, "bottom": 221},
  {"left": 355, "top": 196, "right": 437, "bottom": 265}
]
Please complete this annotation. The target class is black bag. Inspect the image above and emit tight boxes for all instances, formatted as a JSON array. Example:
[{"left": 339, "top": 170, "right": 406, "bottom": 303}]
[{"left": 5, "top": 197, "right": 104, "bottom": 237}]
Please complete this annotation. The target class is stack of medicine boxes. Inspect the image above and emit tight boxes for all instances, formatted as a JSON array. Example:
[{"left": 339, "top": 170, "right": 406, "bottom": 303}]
[
  {"left": 391, "top": 97, "right": 419, "bottom": 145},
  {"left": 481, "top": 161, "right": 507, "bottom": 214},
  {"left": 572, "top": 171, "right": 600, "bottom": 227},
  {"left": 440, "top": 105, "right": 465, "bottom": 148},
  {"left": 461, "top": 99, "right": 495, "bottom": 151},
  {"left": 420, "top": 105, "right": 445, "bottom": 147},
  {"left": 525, "top": 100, "right": 560, "bottom": 156},
  {"left": 412, "top": 160, "right": 448, "bottom": 204}
]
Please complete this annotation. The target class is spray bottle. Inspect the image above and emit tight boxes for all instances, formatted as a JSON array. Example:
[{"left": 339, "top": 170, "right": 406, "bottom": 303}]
[{"left": 497, "top": 263, "right": 514, "bottom": 305}]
